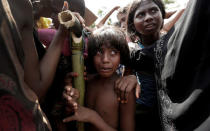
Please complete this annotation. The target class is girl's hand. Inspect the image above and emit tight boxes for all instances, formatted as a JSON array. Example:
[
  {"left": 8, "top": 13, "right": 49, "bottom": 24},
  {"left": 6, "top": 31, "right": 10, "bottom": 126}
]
[
  {"left": 63, "top": 72, "right": 80, "bottom": 113},
  {"left": 115, "top": 75, "right": 140, "bottom": 103},
  {"left": 63, "top": 106, "right": 96, "bottom": 123},
  {"left": 63, "top": 70, "right": 87, "bottom": 114},
  {"left": 73, "top": 12, "right": 86, "bottom": 28}
]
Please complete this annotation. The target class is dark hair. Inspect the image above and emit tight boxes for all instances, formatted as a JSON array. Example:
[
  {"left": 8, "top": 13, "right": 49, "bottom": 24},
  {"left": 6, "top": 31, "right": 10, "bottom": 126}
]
[
  {"left": 113, "top": 21, "right": 121, "bottom": 27},
  {"left": 126, "top": 0, "right": 165, "bottom": 41},
  {"left": 117, "top": 3, "right": 130, "bottom": 16},
  {"left": 87, "top": 26, "right": 130, "bottom": 73},
  {"left": 67, "top": 0, "right": 85, "bottom": 17},
  {"left": 51, "top": 0, "right": 85, "bottom": 17}
]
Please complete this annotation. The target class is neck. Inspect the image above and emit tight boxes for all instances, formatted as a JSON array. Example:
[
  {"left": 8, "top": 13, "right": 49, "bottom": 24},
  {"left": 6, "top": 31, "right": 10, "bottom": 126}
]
[
  {"left": 141, "top": 32, "right": 160, "bottom": 47},
  {"left": 97, "top": 73, "right": 118, "bottom": 81}
]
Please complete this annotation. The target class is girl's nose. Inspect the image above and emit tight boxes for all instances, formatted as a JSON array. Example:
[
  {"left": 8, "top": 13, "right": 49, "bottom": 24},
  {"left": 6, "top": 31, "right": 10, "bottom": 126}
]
[
  {"left": 102, "top": 53, "right": 110, "bottom": 63},
  {"left": 145, "top": 13, "right": 153, "bottom": 22}
]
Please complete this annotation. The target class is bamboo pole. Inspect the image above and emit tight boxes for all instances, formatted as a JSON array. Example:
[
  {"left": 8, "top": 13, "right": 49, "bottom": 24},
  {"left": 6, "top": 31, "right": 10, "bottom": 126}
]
[
  {"left": 71, "top": 33, "right": 85, "bottom": 131},
  {"left": 58, "top": 10, "right": 85, "bottom": 131}
]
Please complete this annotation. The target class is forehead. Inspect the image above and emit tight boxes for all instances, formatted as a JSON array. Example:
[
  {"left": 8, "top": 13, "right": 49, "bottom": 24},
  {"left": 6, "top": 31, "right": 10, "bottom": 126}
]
[
  {"left": 101, "top": 43, "right": 115, "bottom": 49},
  {"left": 136, "top": 0, "right": 159, "bottom": 12},
  {"left": 39, "top": 0, "right": 63, "bottom": 8}
]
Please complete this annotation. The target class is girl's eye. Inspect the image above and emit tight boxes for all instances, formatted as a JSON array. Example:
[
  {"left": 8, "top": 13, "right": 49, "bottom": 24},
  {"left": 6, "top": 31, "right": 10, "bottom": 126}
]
[
  {"left": 110, "top": 50, "right": 118, "bottom": 55},
  {"left": 96, "top": 50, "right": 102, "bottom": 55},
  {"left": 137, "top": 12, "right": 145, "bottom": 18},
  {"left": 151, "top": 8, "right": 158, "bottom": 14},
  {"left": 151, "top": 10, "right": 156, "bottom": 13}
]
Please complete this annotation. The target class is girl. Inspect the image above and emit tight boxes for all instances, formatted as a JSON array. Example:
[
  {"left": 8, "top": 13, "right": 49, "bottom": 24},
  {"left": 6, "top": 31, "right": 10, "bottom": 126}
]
[{"left": 63, "top": 26, "right": 136, "bottom": 131}]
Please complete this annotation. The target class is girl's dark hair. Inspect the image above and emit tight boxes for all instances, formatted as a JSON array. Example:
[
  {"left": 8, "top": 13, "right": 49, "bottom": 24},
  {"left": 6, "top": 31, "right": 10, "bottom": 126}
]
[
  {"left": 126, "top": 0, "right": 165, "bottom": 42},
  {"left": 87, "top": 26, "right": 130, "bottom": 73}
]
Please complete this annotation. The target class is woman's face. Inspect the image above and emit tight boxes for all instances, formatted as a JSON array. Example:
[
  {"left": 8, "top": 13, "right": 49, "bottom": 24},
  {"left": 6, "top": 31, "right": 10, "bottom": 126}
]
[{"left": 133, "top": 0, "right": 163, "bottom": 36}]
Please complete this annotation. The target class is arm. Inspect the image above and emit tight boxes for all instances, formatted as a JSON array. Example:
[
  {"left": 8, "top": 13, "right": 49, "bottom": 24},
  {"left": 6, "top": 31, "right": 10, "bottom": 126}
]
[
  {"left": 115, "top": 48, "right": 156, "bottom": 102},
  {"left": 23, "top": 19, "right": 68, "bottom": 100},
  {"left": 165, "top": 10, "right": 176, "bottom": 19},
  {"left": 115, "top": 74, "right": 140, "bottom": 103},
  {"left": 162, "top": 8, "right": 185, "bottom": 32},
  {"left": 96, "top": 6, "right": 120, "bottom": 28},
  {"left": 119, "top": 89, "right": 135, "bottom": 131},
  {"left": 63, "top": 106, "right": 116, "bottom": 131},
  {"left": 23, "top": 2, "right": 74, "bottom": 100}
]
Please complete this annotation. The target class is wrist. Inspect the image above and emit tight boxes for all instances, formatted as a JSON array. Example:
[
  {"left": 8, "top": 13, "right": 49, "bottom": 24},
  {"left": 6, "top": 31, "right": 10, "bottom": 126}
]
[
  {"left": 88, "top": 110, "right": 99, "bottom": 124},
  {"left": 88, "top": 111, "right": 110, "bottom": 131},
  {"left": 57, "top": 26, "right": 68, "bottom": 37}
]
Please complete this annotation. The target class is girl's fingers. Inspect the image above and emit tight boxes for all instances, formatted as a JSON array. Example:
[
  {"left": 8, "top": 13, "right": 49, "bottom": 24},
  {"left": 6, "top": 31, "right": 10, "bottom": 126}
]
[
  {"left": 66, "top": 72, "right": 78, "bottom": 78},
  {"left": 135, "top": 84, "right": 141, "bottom": 99},
  {"left": 124, "top": 91, "right": 129, "bottom": 103},
  {"left": 115, "top": 79, "right": 121, "bottom": 101},
  {"left": 120, "top": 82, "right": 128, "bottom": 103},
  {"left": 62, "top": 1, "right": 69, "bottom": 11},
  {"left": 64, "top": 85, "right": 72, "bottom": 92},
  {"left": 65, "top": 72, "right": 78, "bottom": 84},
  {"left": 63, "top": 116, "right": 75, "bottom": 123},
  {"left": 74, "top": 12, "right": 85, "bottom": 27}
]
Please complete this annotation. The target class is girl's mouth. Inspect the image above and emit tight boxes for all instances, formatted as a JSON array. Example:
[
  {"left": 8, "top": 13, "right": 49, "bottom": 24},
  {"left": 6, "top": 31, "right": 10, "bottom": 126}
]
[{"left": 100, "top": 67, "right": 112, "bottom": 72}]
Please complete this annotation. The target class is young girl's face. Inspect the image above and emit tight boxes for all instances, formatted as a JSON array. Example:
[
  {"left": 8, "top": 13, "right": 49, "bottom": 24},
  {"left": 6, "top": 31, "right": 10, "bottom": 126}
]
[
  {"left": 133, "top": 0, "right": 163, "bottom": 36},
  {"left": 93, "top": 45, "right": 120, "bottom": 78}
]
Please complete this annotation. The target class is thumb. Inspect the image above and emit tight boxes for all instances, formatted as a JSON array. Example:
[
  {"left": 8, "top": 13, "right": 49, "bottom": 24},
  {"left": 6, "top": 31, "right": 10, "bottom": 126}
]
[
  {"left": 63, "top": 115, "right": 75, "bottom": 123},
  {"left": 62, "top": 1, "right": 69, "bottom": 11},
  {"left": 135, "top": 84, "right": 141, "bottom": 99}
]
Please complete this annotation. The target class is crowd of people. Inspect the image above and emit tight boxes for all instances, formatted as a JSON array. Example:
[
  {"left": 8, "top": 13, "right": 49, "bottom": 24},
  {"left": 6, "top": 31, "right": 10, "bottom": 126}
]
[{"left": 1, "top": 0, "right": 210, "bottom": 130}]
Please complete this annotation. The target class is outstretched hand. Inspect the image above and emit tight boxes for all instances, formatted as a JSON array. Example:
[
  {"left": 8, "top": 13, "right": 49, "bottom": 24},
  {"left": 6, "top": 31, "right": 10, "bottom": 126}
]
[
  {"left": 63, "top": 105, "right": 95, "bottom": 123},
  {"left": 115, "top": 75, "right": 140, "bottom": 103}
]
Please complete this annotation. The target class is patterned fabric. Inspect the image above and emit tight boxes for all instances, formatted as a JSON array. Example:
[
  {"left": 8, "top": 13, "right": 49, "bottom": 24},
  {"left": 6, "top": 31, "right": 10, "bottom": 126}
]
[
  {"left": 155, "top": 0, "right": 210, "bottom": 130},
  {"left": 0, "top": 0, "right": 51, "bottom": 130}
]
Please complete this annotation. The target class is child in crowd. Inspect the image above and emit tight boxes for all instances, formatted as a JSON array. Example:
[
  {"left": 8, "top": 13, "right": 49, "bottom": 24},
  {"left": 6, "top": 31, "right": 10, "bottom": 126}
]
[
  {"left": 63, "top": 26, "right": 136, "bottom": 131},
  {"left": 117, "top": 4, "right": 130, "bottom": 29}
]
